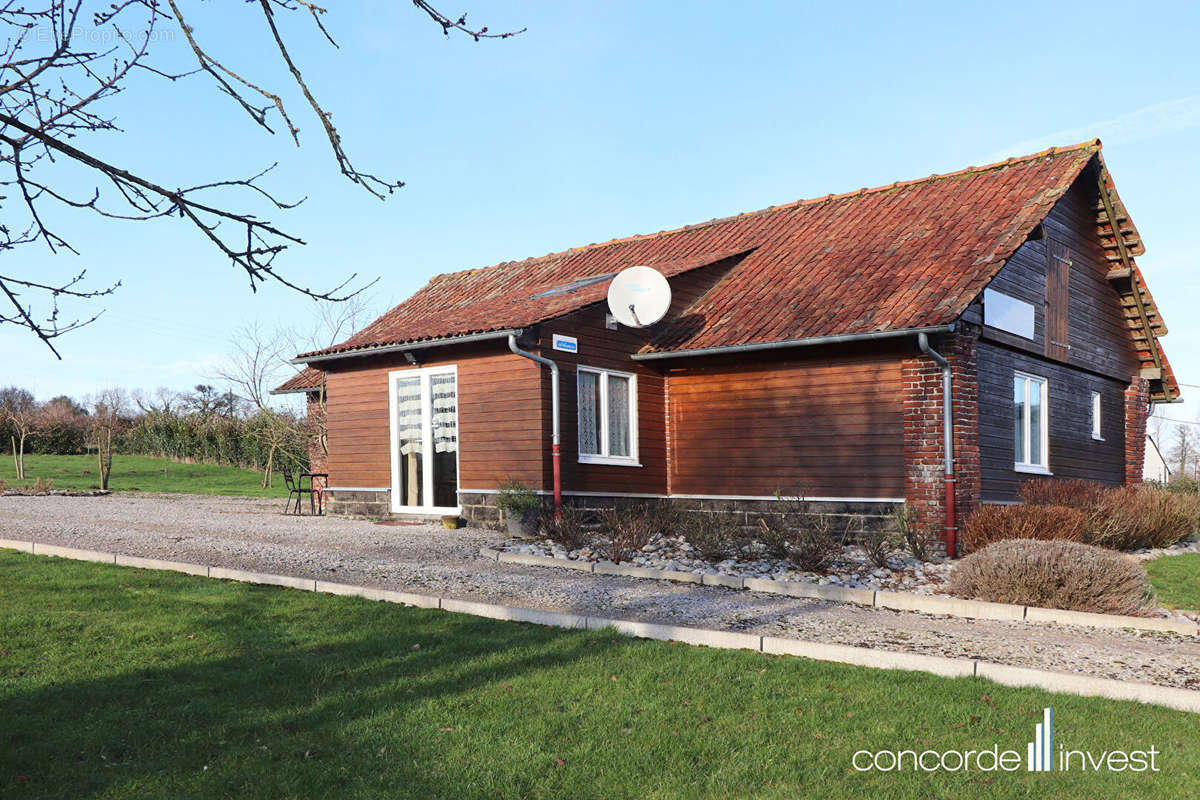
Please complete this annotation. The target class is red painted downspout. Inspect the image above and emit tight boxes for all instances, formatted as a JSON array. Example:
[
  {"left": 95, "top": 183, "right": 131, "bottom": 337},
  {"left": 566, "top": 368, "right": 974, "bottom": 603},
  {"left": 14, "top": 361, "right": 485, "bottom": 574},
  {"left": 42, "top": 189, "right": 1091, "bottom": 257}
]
[
  {"left": 918, "top": 332, "right": 956, "bottom": 557},
  {"left": 508, "top": 334, "right": 562, "bottom": 516}
]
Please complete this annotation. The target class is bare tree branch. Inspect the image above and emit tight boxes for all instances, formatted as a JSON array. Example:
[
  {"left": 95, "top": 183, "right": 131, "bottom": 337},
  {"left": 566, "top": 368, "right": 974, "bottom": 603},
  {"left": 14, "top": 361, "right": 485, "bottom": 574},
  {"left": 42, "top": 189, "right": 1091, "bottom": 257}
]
[{"left": 0, "top": 1, "right": 524, "bottom": 357}]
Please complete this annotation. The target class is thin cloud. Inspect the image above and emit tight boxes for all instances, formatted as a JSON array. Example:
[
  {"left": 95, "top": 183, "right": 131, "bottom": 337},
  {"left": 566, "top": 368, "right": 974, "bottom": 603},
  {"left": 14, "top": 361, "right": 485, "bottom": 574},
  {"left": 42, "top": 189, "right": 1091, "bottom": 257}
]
[{"left": 983, "top": 95, "right": 1200, "bottom": 162}]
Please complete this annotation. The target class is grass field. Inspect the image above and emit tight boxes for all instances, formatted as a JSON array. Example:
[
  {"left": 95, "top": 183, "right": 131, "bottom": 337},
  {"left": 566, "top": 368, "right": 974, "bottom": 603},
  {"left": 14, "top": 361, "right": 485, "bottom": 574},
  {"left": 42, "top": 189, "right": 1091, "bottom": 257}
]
[
  {"left": 1147, "top": 553, "right": 1200, "bottom": 612},
  {"left": 1, "top": 551, "right": 1197, "bottom": 799},
  {"left": 0, "top": 453, "right": 288, "bottom": 498}
]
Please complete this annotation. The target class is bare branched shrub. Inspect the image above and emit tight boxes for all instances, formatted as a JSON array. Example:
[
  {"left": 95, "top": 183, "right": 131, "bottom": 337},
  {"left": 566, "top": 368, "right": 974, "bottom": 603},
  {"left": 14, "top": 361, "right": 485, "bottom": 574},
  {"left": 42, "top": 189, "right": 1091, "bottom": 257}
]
[
  {"left": 536, "top": 505, "right": 590, "bottom": 551},
  {"left": 894, "top": 506, "right": 939, "bottom": 561},
  {"left": 681, "top": 512, "right": 743, "bottom": 562},
  {"left": 599, "top": 502, "right": 678, "bottom": 564},
  {"left": 948, "top": 540, "right": 1153, "bottom": 616},
  {"left": 963, "top": 482, "right": 1200, "bottom": 553},
  {"left": 858, "top": 518, "right": 893, "bottom": 569},
  {"left": 748, "top": 489, "right": 848, "bottom": 573},
  {"left": 1019, "top": 478, "right": 1109, "bottom": 510},
  {"left": 1092, "top": 485, "right": 1200, "bottom": 550},
  {"left": 960, "top": 505, "right": 1091, "bottom": 552}
]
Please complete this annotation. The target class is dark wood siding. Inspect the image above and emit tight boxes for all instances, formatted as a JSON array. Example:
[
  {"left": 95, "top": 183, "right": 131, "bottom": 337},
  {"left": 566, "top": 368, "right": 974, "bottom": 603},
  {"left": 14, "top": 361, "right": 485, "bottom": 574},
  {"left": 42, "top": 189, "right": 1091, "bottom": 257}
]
[
  {"left": 977, "top": 173, "right": 1139, "bottom": 382},
  {"left": 324, "top": 345, "right": 545, "bottom": 491},
  {"left": 664, "top": 348, "right": 906, "bottom": 498},
  {"left": 533, "top": 256, "right": 745, "bottom": 496},
  {"left": 978, "top": 341, "right": 1126, "bottom": 501},
  {"left": 537, "top": 306, "right": 669, "bottom": 495},
  {"left": 974, "top": 169, "right": 1139, "bottom": 501}
]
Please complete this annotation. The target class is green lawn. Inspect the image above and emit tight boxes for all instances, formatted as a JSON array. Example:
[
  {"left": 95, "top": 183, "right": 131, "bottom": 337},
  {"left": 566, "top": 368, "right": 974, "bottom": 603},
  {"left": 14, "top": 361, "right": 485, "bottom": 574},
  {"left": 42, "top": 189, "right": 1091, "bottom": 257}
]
[
  {"left": 1147, "top": 553, "right": 1200, "bottom": 612},
  {"left": 1, "top": 552, "right": 1197, "bottom": 799},
  {"left": 0, "top": 453, "right": 287, "bottom": 498}
]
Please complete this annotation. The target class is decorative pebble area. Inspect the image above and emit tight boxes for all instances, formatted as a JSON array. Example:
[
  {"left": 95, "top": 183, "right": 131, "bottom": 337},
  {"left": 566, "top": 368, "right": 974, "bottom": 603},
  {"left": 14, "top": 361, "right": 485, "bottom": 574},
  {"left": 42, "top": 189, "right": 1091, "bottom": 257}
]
[
  {"left": 502, "top": 535, "right": 955, "bottom": 594},
  {"left": 3, "top": 493, "right": 1199, "bottom": 691}
]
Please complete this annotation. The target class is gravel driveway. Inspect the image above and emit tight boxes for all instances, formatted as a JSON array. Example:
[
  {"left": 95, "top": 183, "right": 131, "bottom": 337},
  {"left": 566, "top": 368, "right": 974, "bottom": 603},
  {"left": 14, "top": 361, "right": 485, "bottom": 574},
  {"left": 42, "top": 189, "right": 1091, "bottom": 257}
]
[{"left": 3, "top": 492, "right": 1199, "bottom": 691}]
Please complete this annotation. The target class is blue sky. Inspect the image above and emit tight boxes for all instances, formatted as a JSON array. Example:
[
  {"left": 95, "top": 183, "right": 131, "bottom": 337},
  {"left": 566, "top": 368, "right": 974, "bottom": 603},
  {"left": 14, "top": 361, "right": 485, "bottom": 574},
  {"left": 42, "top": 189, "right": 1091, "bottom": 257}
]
[{"left": 6, "top": 0, "right": 1200, "bottom": 414}]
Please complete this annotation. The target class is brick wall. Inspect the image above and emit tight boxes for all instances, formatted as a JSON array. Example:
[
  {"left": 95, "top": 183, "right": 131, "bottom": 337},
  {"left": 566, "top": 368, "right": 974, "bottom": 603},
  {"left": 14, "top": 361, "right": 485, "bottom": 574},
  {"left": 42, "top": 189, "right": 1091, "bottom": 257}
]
[
  {"left": 1124, "top": 376, "right": 1149, "bottom": 485},
  {"left": 902, "top": 326, "right": 980, "bottom": 556}
]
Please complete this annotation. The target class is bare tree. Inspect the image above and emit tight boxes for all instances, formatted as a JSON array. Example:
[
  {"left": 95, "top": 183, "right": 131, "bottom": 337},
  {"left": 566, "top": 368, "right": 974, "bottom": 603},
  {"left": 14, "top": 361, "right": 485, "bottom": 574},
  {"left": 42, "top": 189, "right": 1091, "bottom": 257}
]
[
  {"left": 1, "top": 2, "right": 523, "bottom": 357},
  {"left": 88, "top": 388, "right": 128, "bottom": 490},
  {"left": 1, "top": 387, "right": 36, "bottom": 479},
  {"left": 133, "top": 387, "right": 180, "bottom": 415},
  {"left": 1169, "top": 423, "right": 1198, "bottom": 479},
  {"left": 214, "top": 322, "right": 290, "bottom": 410}
]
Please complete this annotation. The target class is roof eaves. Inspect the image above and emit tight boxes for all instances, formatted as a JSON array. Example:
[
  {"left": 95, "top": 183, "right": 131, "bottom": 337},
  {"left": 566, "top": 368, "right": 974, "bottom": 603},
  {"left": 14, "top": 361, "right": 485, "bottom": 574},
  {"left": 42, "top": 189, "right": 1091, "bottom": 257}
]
[
  {"left": 632, "top": 324, "right": 956, "bottom": 361},
  {"left": 295, "top": 328, "right": 523, "bottom": 365}
]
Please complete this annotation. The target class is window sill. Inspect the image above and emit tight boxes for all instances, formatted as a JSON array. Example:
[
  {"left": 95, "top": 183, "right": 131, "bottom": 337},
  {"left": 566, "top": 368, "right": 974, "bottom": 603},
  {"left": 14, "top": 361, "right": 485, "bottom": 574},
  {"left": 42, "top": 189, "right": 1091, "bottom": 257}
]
[
  {"left": 1014, "top": 464, "right": 1053, "bottom": 476},
  {"left": 578, "top": 455, "right": 642, "bottom": 467}
]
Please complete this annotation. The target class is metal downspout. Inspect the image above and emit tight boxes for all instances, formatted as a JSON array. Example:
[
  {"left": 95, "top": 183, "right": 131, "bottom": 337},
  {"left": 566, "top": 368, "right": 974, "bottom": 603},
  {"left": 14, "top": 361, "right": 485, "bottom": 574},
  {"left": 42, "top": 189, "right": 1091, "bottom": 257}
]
[
  {"left": 918, "top": 332, "right": 956, "bottom": 557},
  {"left": 508, "top": 334, "right": 562, "bottom": 514}
]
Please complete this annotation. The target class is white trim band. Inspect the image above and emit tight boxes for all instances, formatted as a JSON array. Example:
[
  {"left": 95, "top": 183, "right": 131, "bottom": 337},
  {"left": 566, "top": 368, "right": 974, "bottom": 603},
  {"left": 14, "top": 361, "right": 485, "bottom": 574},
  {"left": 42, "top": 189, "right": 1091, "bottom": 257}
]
[{"left": 457, "top": 488, "right": 903, "bottom": 503}]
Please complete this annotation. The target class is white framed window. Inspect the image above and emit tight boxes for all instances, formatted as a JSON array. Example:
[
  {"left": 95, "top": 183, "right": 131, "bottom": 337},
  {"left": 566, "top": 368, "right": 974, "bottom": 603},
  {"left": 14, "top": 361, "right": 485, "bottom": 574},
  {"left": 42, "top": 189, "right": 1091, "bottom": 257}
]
[
  {"left": 1091, "top": 391, "right": 1104, "bottom": 441},
  {"left": 1013, "top": 372, "right": 1050, "bottom": 474},
  {"left": 577, "top": 366, "right": 639, "bottom": 466},
  {"left": 984, "top": 288, "right": 1036, "bottom": 340}
]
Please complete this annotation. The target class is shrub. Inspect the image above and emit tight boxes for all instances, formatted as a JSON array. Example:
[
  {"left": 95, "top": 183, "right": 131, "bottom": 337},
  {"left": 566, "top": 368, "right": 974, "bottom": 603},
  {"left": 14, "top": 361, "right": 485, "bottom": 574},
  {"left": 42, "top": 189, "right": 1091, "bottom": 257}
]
[
  {"left": 496, "top": 478, "right": 540, "bottom": 519},
  {"left": 599, "top": 501, "right": 678, "bottom": 563},
  {"left": 754, "top": 514, "right": 846, "bottom": 574},
  {"left": 894, "top": 506, "right": 940, "bottom": 561},
  {"left": 1091, "top": 485, "right": 1200, "bottom": 550},
  {"left": 1167, "top": 475, "right": 1200, "bottom": 495},
  {"left": 1018, "top": 478, "right": 1108, "bottom": 510},
  {"left": 962, "top": 481, "right": 1200, "bottom": 553},
  {"left": 858, "top": 519, "right": 893, "bottom": 569},
  {"left": 960, "top": 504, "right": 1090, "bottom": 552},
  {"left": 947, "top": 539, "right": 1153, "bottom": 616},
  {"left": 681, "top": 512, "right": 743, "bottom": 562},
  {"left": 536, "top": 505, "right": 590, "bottom": 551}
]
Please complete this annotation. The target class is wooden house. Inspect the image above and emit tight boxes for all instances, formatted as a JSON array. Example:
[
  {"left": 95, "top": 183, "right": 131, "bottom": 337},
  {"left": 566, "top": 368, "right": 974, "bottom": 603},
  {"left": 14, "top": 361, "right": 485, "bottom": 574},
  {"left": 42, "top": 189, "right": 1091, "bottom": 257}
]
[{"left": 275, "top": 140, "right": 1177, "bottom": 553}]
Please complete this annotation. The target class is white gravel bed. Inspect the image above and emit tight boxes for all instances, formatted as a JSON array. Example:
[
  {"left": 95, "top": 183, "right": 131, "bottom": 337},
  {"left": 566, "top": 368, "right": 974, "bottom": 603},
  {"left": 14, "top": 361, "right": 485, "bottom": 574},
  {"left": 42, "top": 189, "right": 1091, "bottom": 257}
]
[
  {"left": 1131, "top": 538, "right": 1200, "bottom": 561},
  {"left": 2, "top": 493, "right": 1200, "bottom": 691},
  {"left": 502, "top": 534, "right": 954, "bottom": 593}
]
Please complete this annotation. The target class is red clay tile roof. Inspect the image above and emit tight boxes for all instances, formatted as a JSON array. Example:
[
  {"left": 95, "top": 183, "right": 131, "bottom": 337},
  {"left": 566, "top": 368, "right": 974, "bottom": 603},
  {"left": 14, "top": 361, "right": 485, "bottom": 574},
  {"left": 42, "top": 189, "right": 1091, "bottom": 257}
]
[
  {"left": 299, "top": 139, "right": 1176, "bottom": 398},
  {"left": 298, "top": 245, "right": 755, "bottom": 359},
  {"left": 272, "top": 366, "right": 324, "bottom": 394}
]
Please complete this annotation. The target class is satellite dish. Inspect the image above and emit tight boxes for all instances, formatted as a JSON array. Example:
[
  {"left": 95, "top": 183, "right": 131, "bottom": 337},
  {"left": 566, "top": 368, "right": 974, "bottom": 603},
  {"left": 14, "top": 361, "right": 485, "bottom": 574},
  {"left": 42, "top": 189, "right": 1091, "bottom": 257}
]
[{"left": 606, "top": 266, "right": 672, "bottom": 328}]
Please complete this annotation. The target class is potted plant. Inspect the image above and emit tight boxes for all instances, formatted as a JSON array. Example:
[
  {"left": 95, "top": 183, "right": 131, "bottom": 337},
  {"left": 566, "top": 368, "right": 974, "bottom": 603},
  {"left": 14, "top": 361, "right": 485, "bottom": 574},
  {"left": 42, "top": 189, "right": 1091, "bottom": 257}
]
[{"left": 496, "top": 478, "right": 540, "bottom": 538}]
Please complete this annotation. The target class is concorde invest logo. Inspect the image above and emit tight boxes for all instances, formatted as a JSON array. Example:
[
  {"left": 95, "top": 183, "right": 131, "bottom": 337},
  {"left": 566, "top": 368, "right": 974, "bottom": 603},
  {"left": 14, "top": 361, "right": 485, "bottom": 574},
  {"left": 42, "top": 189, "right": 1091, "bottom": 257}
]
[{"left": 852, "top": 708, "right": 1161, "bottom": 773}]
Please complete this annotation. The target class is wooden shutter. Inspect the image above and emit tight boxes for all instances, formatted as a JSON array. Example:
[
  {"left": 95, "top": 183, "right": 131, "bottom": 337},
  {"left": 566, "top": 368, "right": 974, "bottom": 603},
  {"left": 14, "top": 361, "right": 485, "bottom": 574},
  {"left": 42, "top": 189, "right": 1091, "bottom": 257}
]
[{"left": 1045, "top": 241, "right": 1071, "bottom": 361}]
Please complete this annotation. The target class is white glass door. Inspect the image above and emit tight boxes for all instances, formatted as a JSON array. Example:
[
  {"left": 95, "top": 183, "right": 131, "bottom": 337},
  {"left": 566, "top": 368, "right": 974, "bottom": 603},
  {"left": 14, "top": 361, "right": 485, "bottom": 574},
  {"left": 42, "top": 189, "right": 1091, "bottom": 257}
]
[{"left": 389, "top": 366, "right": 459, "bottom": 513}]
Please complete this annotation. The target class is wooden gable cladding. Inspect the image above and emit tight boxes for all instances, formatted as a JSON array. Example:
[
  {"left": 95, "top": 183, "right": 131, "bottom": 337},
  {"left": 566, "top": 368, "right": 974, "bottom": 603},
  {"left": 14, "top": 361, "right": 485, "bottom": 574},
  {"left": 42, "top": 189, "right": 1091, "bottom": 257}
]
[
  {"left": 323, "top": 344, "right": 546, "bottom": 491},
  {"left": 971, "top": 172, "right": 1141, "bottom": 383},
  {"left": 978, "top": 341, "right": 1127, "bottom": 501},
  {"left": 663, "top": 345, "right": 907, "bottom": 499}
]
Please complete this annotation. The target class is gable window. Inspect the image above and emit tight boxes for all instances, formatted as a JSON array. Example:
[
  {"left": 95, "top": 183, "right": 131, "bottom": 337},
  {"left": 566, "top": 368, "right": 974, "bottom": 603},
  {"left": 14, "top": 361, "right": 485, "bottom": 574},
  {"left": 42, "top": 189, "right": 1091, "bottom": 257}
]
[
  {"left": 984, "top": 288, "right": 1036, "bottom": 340},
  {"left": 1091, "top": 391, "right": 1104, "bottom": 440},
  {"left": 577, "top": 367, "right": 638, "bottom": 465},
  {"left": 1013, "top": 372, "right": 1050, "bottom": 473}
]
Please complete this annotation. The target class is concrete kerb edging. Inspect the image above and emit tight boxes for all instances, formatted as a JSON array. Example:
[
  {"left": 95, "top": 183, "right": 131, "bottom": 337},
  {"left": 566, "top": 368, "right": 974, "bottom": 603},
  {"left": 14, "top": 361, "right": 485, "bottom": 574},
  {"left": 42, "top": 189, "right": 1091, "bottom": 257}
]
[
  {"left": 479, "top": 547, "right": 1200, "bottom": 637},
  {"left": 5, "top": 539, "right": 1200, "bottom": 714}
]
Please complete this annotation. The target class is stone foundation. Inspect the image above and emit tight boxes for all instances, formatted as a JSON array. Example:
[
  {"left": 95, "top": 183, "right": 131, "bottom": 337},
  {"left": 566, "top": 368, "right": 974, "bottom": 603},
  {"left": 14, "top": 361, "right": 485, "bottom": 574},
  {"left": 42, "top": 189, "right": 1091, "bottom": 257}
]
[
  {"left": 325, "top": 489, "right": 391, "bottom": 519},
  {"left": 459, "top": 491, "right": 901, "bottom": 538}
]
